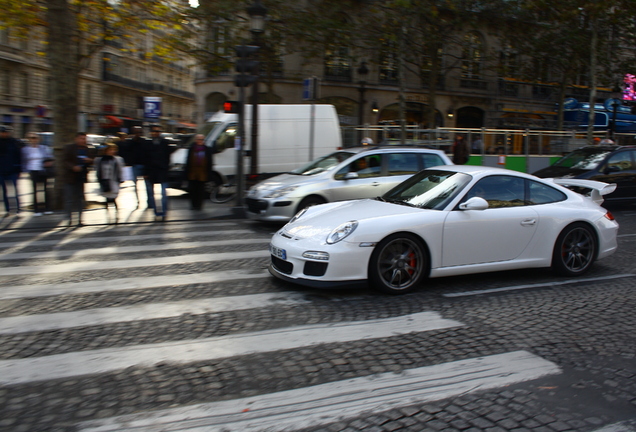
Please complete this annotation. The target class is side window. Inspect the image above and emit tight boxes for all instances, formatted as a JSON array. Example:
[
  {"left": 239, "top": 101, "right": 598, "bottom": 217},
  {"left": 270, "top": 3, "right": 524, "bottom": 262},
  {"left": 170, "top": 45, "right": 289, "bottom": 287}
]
[
  {"left": 421, "top": 154, "right": 445, "bottom": 169},
  {"left": 527, "top": 180, "right": 567, "bottom": 205},
  {"left": 334, "top": 155, "right": 382, "bottom": 180},
  {"left": 214, "top": 124, "right": 237, "bottom": 153},
  {"left": 604, "top": 151, "right": 634, "bottom": 172},
  {"left": 387, "top": 153, "right": 419, "bottom": 175},
  {"left": 464, "top": 175, "right": 525, "bottom": 208}
]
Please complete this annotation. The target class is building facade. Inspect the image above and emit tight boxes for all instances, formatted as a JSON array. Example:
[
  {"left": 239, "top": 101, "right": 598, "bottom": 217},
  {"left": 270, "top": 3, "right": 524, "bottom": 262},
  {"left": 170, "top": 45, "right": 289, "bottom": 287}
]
[
  {"left": 194, "top": 17, "right": 613, "bottom": 148},
  {"left": 0, "top": 27, "right": 196, "bottom": 139}
]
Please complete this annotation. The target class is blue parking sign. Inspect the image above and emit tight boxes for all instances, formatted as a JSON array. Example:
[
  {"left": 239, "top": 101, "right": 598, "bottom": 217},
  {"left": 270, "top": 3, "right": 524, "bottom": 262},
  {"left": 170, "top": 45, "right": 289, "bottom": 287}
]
[{"left": 144, "top": 97, "right": 162, "bottom": 119}]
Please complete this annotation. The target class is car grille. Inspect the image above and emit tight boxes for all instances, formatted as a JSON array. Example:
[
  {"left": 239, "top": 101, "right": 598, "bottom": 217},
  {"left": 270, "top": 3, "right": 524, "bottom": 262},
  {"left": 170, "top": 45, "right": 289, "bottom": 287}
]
[
  {"left": 271, "top": 256, "right": 293, "bottom": 274},
  {"left": 304, "top": 261, "right": 328, "bottom": 276},
  {"left": 246, "top": 198, "right": 268, "bottom": 213}
]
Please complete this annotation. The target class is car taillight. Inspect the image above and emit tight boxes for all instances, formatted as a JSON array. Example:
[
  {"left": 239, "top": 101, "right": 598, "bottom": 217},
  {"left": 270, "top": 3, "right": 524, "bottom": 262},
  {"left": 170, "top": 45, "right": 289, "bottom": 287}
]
[{"left": 604, "top": 211, "right": 615, "bottom": 221}]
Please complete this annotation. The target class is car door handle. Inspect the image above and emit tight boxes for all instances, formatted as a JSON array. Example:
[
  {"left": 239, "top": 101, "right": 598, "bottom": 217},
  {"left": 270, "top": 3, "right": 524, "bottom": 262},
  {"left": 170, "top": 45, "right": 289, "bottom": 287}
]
[
  {"left": 520, "top": 219, "right": 536, "bottom": 226},
  {"left": 372, "top": 182, "right": 381, "bottom": 186}
]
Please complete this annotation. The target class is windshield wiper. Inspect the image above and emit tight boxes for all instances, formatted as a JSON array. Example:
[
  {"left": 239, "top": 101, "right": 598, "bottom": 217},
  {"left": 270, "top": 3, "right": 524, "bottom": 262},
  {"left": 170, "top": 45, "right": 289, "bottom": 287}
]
[{"left": 384, "top": 198, "right": 417, "bottom": 207}]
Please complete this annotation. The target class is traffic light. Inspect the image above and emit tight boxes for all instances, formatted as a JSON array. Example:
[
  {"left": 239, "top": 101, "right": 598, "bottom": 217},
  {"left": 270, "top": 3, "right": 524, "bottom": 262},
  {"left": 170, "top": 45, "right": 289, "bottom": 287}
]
[
  {"left": 234, "top": 75, "right": 257, "bottom": 87},
  {"left": 234, "top": 45, "right": 260, "bottom": 88},
  {"left": 223, "top": 101, "right": 242, "bottom": 113}
]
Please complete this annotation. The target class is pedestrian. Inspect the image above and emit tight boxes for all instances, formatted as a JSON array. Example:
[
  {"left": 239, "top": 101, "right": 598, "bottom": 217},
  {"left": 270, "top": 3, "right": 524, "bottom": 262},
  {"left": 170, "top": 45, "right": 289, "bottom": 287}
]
[
  {"left": 62, "top": 132, "right": 95, "bottom": 227},
  {"left": 119, "top": 126, "right": 150, "bottom": 209},
  {"left": 143, "top": 125, "right": 176, "bottom": 221},
  {"left": 452, "top": 134, "right": 469, "bottom": 164},
  {"left": 21, "top": 133, "right": 54, "bottom": 216},
  {"left": 0, "top": 125, "right": 22, "bottom": 216},
  {"left": 185, "top": 134, "right": 213, "bottom": 210},
  {"left": 94, "top": 142, "right": 125, "bottom": 224}
]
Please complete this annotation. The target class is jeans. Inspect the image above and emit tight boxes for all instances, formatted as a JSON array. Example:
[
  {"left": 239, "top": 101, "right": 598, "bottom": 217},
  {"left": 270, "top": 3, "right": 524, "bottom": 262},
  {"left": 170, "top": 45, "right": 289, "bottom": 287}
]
[
  {"left": 0, "top": 173, "right": 20, "bottom": 213},
  {"left": 147, "top": 182, "right": 168, "bottom": 216},
  {"left": 133, "top": 165, "right": 153, "bottom": 207},
  {"left": 29, "top": 171, "right": 50, "bottom": 213}
]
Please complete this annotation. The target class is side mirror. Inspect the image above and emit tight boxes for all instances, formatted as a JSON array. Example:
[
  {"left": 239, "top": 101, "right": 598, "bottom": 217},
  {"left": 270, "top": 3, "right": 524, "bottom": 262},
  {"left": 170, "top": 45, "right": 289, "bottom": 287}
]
[
  {"left": 345, "top": 172, "right": 359, "bottom": 180},
  {"left": 459, "top": 197, "right": 489, "bottom": 210},
  {"left": 604, "top": 165, "right": 620, "bottom": 174}
]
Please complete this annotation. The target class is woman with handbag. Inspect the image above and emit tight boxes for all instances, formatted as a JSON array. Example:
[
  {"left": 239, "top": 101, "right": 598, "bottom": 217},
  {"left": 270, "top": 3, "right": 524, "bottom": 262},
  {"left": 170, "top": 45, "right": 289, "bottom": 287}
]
[
  {"left": 94, "top": 142, "right": 124, "bottom": 223},
  {"left": 21, "top": 133, "right": 53, "bottom": 216}
]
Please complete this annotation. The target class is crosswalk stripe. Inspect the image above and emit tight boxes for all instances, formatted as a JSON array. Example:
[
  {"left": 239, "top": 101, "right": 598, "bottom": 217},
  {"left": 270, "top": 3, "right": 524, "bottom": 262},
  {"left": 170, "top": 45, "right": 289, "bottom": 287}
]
[
  {"left": 77, "top": 350, "right": 560, "bottom": 432},
  {"left": 0, "top": 292, "right": 309, "bottom": 334},
  {"left": 0, "top": 311, "right": 463, "bottom": 386},
  {"left": 0, "top": 229, "right": 255, "bottom": 250},
  {"left": 0, "top": 250, "right": 270, "bottom": 276},
  {"left": 0, "top": 269, "right": 270, "bottom": 300},
  {"left": 0, "top": 238, "right": 270, "bottom": 261},
  {"left": 0, "top": 220, "right": 243, "bottom": 242}
]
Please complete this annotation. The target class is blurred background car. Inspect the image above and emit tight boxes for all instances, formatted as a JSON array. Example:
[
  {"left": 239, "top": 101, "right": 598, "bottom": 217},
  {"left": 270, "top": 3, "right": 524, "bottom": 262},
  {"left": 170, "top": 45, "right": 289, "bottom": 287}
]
[
  {"left": 246, "top": 146, "right": 452, "bottom": 222},
  {"left": 533, "top": 144, "right": 636, "bottom": 203}
]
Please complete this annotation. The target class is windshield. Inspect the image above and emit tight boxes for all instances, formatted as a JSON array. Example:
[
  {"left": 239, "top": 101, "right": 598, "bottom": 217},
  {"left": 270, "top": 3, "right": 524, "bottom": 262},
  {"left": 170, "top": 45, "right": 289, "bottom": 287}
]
[
  {"left": 382, "top": 169, "right": 472, "bottom": 210},
  {"left": 553, "top": 148, "right": 612, "bottom": 170},
  {"left": 290, "top": 151, "right": 356, "bottom": 175}
]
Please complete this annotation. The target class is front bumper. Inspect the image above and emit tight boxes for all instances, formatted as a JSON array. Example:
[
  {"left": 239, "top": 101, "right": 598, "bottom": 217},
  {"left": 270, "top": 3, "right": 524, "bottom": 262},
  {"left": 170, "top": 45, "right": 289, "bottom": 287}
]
[
  {"left": 246, "top": 197, "right": 301, "bottom": 222},
  {"left": 268, "top": 233, "right": 374, "bottom": 287}
]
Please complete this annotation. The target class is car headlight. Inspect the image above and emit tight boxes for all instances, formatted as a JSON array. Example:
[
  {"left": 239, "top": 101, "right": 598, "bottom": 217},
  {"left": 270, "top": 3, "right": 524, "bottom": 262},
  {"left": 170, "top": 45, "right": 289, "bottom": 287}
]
[
  {"left": 265, "top": 186, "right": 299, "bottom": 199},
  {"left": 288, "top": 207, "right": 308, "bottom": 224},
  {"left": 327, "top": 221, "right": 358, "bottom": 244}
]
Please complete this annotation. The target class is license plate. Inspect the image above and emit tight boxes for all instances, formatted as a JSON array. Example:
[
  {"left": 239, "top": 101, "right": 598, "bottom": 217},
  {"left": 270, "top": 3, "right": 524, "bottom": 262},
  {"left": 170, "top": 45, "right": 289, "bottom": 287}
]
[{"left": 269, "top": 244, "right": 287, "bottom": 260}]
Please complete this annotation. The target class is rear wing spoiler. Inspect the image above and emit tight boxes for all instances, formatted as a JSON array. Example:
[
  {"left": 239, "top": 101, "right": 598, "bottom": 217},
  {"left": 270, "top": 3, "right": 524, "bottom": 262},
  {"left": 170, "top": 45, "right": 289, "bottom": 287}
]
[{"left": 550, "top": 179, "right": 617, "bottom": 205}]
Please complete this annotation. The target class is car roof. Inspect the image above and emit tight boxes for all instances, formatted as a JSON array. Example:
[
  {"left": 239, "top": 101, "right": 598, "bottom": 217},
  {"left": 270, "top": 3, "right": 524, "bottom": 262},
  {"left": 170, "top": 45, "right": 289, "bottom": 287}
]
[
  {"left": 343, "top": 146, "right": 448, "bottom": 156},
  {"left": 433, "top": 164, "right": 540, "bottom": 179}
]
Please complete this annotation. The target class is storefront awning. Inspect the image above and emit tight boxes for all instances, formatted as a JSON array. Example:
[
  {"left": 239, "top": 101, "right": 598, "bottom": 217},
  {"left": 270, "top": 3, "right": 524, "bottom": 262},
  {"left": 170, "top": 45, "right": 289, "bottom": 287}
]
[{"left": 104, "top": 115, "right": 123, "bottom": 127}]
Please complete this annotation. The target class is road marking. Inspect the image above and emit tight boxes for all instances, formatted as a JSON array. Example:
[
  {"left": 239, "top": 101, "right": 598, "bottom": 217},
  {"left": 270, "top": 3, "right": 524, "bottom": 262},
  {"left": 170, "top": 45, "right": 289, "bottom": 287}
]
[
  {"left": 0, "top": 228, "right": 254, "bottom": 249},
  {"left": 0, "top": 269, "right": 270, "bottom": 300},
  {"left": 0, "top": 312, "right": 463, "bottom": 386},
  {"left": 0, "top": 250, "right": 270, "bottom": 276},
  {"left": 77, "top": 350, "right": 560, "bottom": 432},
  {"left": 0, "top": 238, "right": 270, "bottom": 260},
  {"left": 0, "top": 292, "right": 309, "bottom": 334},
  {"left": 0, "top": 220, "right": 241, "bottom": 241},
  {"left": 442, "top": 274, "right": 636, "bottom": 298},
  {"left": 592, "top": 421, "right": 636, "bottom": 432}
]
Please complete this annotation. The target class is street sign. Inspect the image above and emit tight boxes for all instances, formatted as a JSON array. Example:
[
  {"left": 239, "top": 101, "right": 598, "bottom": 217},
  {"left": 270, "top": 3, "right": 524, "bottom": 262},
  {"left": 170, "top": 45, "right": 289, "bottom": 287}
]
[
  {"left": 144, "top": 97, "right": 162, "bottom": 119},
  {"left": 303, "top": 77, "right": 320, "bottom": 101}
]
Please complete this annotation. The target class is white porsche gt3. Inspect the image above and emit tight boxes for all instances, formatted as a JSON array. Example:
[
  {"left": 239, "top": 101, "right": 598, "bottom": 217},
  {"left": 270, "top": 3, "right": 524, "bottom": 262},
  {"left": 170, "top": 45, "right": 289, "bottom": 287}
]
[{"left": 268, "top": 165, "right": 619, "bottom": 294}]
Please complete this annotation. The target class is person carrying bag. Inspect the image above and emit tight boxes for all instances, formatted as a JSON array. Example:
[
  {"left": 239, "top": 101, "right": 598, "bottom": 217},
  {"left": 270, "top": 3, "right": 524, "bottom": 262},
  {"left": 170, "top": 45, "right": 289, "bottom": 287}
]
[{"left": 94, "top": 142, "right": 124, "bottom": 223}]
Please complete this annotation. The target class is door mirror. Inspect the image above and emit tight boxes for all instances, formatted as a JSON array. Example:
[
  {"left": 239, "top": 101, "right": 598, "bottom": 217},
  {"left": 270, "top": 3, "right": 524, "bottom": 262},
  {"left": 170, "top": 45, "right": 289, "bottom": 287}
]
[
  {"left": 604, "top": 165, "right": 621, "bottom": 174},
  {"left": 344, "top": 172, "right": 359, "bottom": 180},
  {"left": 459, "top": 197, "right": 489, "bottom": 210}
]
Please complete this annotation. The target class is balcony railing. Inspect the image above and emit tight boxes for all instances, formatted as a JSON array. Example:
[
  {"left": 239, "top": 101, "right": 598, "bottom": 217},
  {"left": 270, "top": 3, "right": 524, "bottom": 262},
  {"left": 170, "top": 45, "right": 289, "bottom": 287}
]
[{"left": 460, "top": 78, "right": 488, "bottom": 90}]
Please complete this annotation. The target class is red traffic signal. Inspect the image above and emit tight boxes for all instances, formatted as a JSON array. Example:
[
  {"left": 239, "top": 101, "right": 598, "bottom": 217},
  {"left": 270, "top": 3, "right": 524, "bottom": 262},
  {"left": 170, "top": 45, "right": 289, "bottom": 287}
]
[{"left": 223, "top": 101, "right": 242, "bottom": 113}]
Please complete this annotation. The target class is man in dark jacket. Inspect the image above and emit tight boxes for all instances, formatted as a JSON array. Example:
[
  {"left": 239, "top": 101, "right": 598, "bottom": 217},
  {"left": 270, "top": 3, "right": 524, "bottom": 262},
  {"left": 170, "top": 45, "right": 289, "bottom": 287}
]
[
  {"left": 62, "top": 132, "right": 95, "bottom": 226},
  {"left": 119, "top": 126, "right": 150, "bottom": 209},
  {"left": 0, "top": 126, "right": 22, "bottom": 216},
  {"left": 143, "top": 125, "right": 176, "bottom": 221}
]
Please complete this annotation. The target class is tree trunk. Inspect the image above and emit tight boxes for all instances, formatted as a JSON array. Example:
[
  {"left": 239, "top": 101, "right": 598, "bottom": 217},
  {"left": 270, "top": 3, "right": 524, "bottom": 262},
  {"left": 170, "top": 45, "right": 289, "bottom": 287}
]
[{"left": 46, "top": 0, "right": 80, "bottom": 210}]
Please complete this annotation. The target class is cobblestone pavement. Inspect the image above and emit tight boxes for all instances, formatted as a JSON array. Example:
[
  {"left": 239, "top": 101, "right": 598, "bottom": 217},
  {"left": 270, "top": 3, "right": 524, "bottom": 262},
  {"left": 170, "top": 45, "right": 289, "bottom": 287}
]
[{"left": 0, "top": 206, "right": 634, "bottom": 432}]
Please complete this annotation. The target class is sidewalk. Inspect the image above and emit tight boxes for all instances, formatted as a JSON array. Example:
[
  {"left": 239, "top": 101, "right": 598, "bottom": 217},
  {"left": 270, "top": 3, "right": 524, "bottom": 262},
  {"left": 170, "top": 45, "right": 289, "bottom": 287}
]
[{"left": 0, "top": 174, "right": 237, "bottom": 231}]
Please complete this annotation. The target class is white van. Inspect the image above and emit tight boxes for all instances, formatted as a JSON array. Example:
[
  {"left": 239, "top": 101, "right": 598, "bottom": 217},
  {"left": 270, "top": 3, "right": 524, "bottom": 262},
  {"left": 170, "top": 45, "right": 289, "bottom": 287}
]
[{"left": 169, "top": 104, "right": 341, "bottom": 188}]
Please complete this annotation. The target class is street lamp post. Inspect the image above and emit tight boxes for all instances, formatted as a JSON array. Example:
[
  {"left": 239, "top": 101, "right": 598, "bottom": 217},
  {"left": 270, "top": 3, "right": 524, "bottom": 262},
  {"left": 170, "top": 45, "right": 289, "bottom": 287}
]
[
  {"left": 248, "top": 0, "right": 267, "bottom": 179},
  {"left": 357, "top": 62, "right": 369, "bottom": 145}
]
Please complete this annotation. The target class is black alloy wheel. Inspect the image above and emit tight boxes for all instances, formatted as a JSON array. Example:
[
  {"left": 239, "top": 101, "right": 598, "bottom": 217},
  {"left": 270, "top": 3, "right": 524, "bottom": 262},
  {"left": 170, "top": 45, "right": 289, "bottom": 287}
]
[
  {"left": 368, "top": 233, "right": 428, "bottom": 294},
  {"left": 552, "top": 222, "right": 597, "bottom": 276}
]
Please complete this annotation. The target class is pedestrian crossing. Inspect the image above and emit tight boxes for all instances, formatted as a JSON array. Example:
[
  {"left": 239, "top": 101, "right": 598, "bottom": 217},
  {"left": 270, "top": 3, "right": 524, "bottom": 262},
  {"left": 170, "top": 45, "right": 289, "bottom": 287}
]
[{"left": 0, "top": 220, "right": 571, "bottom": 431}]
